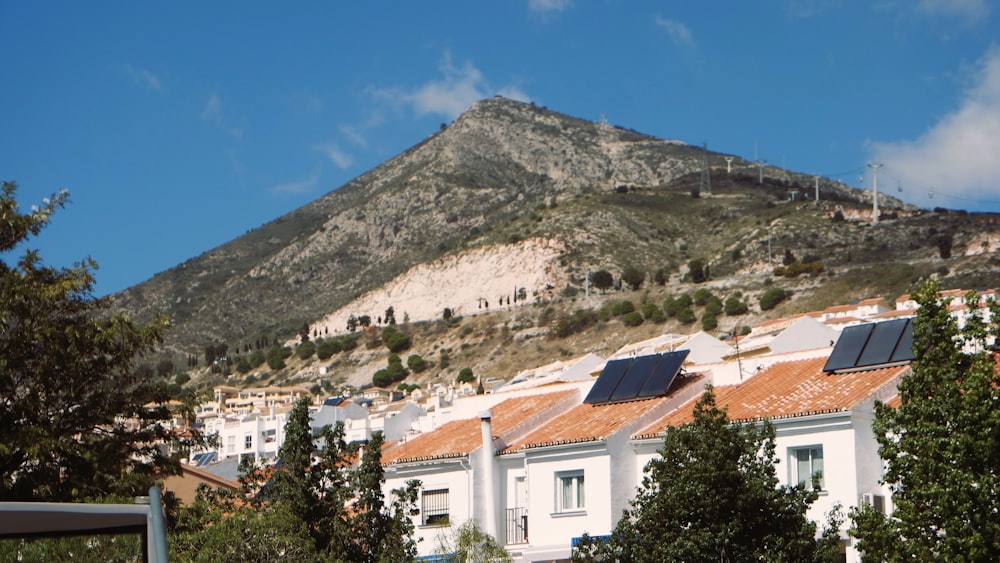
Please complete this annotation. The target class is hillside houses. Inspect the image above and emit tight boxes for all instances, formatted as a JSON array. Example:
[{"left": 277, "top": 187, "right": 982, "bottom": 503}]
[{"left": 179, "top": 288, "right": 994, "bottom": 561}]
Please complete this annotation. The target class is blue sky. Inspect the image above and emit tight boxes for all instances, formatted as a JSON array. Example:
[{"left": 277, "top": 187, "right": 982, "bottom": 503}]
[{"left": 2, "top": 1, "right": 999, "bottom": 296}]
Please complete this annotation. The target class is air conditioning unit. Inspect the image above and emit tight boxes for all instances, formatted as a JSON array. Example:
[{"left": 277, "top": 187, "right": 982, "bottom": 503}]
[{"left": 860, "top": 493, "right": 886, "bottom": 515}]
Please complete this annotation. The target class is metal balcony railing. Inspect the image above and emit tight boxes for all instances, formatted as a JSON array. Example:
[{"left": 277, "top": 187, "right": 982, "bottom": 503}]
[{"left": 505, "top": 507, "right": 528, "bottom": 545}]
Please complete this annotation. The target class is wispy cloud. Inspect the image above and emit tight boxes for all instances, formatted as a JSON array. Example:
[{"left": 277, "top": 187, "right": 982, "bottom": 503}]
[
  {"left": 112, "top": 63, "right": 164, "bottom": 91},
  {"left": 784, "top": 0, "right": 841, "bottom": 19},
  {"left": 201, "top": 92, "right": 245, "bottom": 140},
  {"left": 528, "top": 0, "right": 571, "bottom": 14},
  {"left": 270, "top": 172, "right": 321, "bottom": 195},
  {"left": 368, "top": 51, "right": 530, "bottom": 120},
  {"left": 870, "top": 48, "right": 1000, "bottom": 210},
  {"left": 654, "top": 16, "right": 695, "bottom": 47},
  {"left": 915, "top": 0, "right": 990, "bottom": 23},
  {"left": 314, "top": 141, "right": 354, "bottom": 169},
  {"left": 338, "top": 125, "right": 368, "bottom": 148}
]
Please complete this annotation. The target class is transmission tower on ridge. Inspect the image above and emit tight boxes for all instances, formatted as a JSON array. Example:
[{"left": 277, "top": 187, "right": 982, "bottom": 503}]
[
  {"left": 701, "top": 143, "right": 712, "bottom": 195},
  {"left": 867, "top": 161, "right": 883, "bottom": 224}
]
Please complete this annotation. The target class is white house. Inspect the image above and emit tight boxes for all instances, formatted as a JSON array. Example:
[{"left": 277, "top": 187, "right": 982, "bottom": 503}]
[
  {"left": 381, "top": 389, "right": 581, "bottom": 559},
  {"left": 632, "top": 355, "right": 907, "bottom": 562},
  {"left": 496, "top": 372, "right": 707, "bottom": 561}
]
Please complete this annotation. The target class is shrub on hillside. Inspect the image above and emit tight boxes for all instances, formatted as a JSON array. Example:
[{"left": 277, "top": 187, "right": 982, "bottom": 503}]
[
  {"left": 381, "top": 326, "right": 411, "bottom": 353},
  {"left": 316, "top": 337, "right": 343, "bottom": 360},
  {"left": 456, "top": 367, "right": 475, "bottom": 384},
  {"left": 296, "top": 340, "right": 316, "bottom": 360},
  {"left": 641, "top": 302, "right": 660, "bottom": 320},
  {"left": 407, "top": 354, "right": 428, "bottom": 373},
  {"left": 622, "top": 311, "right": 644, "bottom": 327},
  {"left": 724, "top": 296, "right": 750, "bottom": 315},
  {"left": 759, "top": 287, "right": 790, "bottom": 310},
  {"left": 554, "top": 308, "right": 600, "bottom": 338},
  {"left": 676, "top": 306, "right": 697, "bottom": 324}
]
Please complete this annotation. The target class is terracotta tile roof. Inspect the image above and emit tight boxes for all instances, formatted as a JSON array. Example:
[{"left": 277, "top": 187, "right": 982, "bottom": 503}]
[
  {"left": 503, "top": 374, "right": 704, "bottom": 452},
  {"left": 635, "top": 356, "right": 907, "bottom": 439},
  {"left": 381, "top": 389, "right": 576, "bottom": 465}
]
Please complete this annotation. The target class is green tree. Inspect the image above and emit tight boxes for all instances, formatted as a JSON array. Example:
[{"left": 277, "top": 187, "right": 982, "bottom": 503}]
[
  {"left": 576, "top": 388, "right": 840, "bottom": 562},
  {"left": 407, "top": 354, "right": 428, "bottom": 373},
  {"left": 316, "top": 337, "right": 342, "bottom": 360},
  {"left": 693, "top": 287, "right": 714, "bottom": 306},
  {"left": 266, "top": 345, "right": 287, "bottom": 370},
  {"left": 456, "top": 367, "right": 475, "bottom": 384},
  {"left": 622, "top": 311, "right": 644, "bottom": 327},
  {"left": 850, "top": 282, "right": 1000, "bottom": 561},
  {"left": 0, "top": 182, "right": 176, "bottom": 501},
  {"left": 621, "top": 266, "right": 645, "bottom": 291},
  {"left": 435, "top": 520, "right": 512, "bottom": 562},
  {"left": 688, "top": 259, "right": 707, "bottom": 283},
  {"left": 296, "top": 340, "right": 316, "bottom": 360},
  {"left": 589, "top": 270, "right": 614, "bottom": 293},
  {"left": 724, "top": 296, "right": 749, "bottom": 315},
  {"left": 759, "top": 286, "right": 789, "bottom": 310},
  {"left": 381, "top": 325, "right": 411, "bottom": 353},
  {"left": 701, "top": 309, "right": 718, "bottom": 331}
]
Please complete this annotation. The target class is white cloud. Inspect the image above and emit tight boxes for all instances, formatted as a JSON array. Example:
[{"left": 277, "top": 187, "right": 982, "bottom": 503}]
[
  {"left": 124, "top": 64, "right": 163, "bottom": 91},
  {"left": 314, "top": 141, "right": 354, "bottom": 169},
  {"left": 338, "top": 124, "right": 368, "bottom": 148},
  {"left": 654, "top": 16, "right": 695, "bottom": 47},
  {"left": 368, "top": 51, "right": 529, "bottom": 120},
  {"left": 528, "top": 0, "right": 570, "bottom": 14},
  {"left": 784, "top": 0, "right": 841, "bottom": 19},
  {"left": 916, "top": 0, "right": 990, "bottom": 23},
  {"left": 271, "top": 172, "right": 320, "bottom": 195},
  {"left": 870, "top": 49, "right": 1000, "bottom": 210},
  {"left": 201, "top": 92, "right": 244, "bottom": 140}
]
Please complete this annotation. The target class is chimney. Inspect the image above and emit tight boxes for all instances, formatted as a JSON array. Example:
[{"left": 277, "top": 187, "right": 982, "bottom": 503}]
[{"left": 479, "top": 410, "right": 498, "bottom": 540}]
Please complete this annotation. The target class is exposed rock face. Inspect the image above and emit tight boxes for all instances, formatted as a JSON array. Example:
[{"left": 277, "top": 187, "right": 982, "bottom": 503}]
[{"left": 111, "top": 96, "right": 953, "bottom": 356}]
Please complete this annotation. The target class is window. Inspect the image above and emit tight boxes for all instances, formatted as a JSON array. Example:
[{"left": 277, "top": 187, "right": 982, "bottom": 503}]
[
  {"left": 792, "top": 446, "right": 824, "bottom": 490},
  {"left": 244, "top": 434, "right": 253, "bottom": 450},
  {"left": 557, "top": 471, "right": 585, "bottom": 512},
  {"left": 421, "top": 488, "right": 449, "bottom": 526},
  {"left": 226, "top": 435, "right": 236, "bottom": 454}
]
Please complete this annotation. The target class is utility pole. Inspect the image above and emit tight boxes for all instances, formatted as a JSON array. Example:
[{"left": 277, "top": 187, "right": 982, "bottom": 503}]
[
  {"left": 867, "top": 161, "right": 882, "bottom": 224},
  {"left": 701, "top": 143, "right": 712, "bottom": 195},
  {"left": 756, "top": 160, "right": 766, "bottom": 185},
  {"left": 725, "top": 157, "right": 734, "bottom": 174},
  {"left": 814, "top": 176, "right": 820, "bottom": 202}
]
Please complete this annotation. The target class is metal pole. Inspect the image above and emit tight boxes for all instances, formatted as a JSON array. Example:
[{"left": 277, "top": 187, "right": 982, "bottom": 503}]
[{"left": 868, "top": 161, "right": 882, "bottom": 224}]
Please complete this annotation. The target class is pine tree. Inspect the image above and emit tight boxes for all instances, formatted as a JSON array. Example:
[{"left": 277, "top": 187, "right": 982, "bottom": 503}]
[
  {"left": 0, "top": 182, "right": 175, "bottom": 501},
  {"left": 576, "top": 387, "right": 841, "bottom": 562},
  {"left": 850, "top": 281, "right": 1000, "bottom": 560}
]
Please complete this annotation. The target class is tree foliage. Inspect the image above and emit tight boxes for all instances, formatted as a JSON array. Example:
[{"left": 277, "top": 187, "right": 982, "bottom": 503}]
[
  {"left": 173, "top": 398, "right": 419, "bottom": 561},
  {"left": 589, "top": 270, "right": 614, "bottom": 292},
  {"left": 576, "top": 388, "right": 840, "bottom": 562},
  {"left": 435, "top": 520, "right": 512, "bottom": 562},
  {"left": 850, "top": 281, "right": 1000, "bottom": 561},
  {"left": 621, "top": 266, "right": 645, "bottom": 291},
  {"left": 759, "top": 286, "right": 790, "bottom": 310},
  {"left": 0, "top": 181, "right": 178, "bottom": 501}
]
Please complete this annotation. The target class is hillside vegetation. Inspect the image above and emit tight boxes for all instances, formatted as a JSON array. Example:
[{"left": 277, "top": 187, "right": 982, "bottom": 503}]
[{"left": 111, "top": 97, "right": 1000, "bottom": 392}]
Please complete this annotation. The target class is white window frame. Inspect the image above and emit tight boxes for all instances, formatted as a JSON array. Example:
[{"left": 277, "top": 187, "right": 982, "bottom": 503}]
[
  {"left": 555, "top": 470, "right": 585, "bottom": 513},
  {"left": 790, "top": 445, "right": 825, "bottom": 490}
]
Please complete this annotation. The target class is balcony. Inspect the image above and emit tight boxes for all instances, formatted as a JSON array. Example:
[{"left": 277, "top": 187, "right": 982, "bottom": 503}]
[{"left": 505, "top": 507, "right": 528, "bottom": 545}]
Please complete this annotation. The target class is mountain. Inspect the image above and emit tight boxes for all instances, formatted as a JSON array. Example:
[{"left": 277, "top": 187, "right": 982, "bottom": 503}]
[{"left": 113, "top": 97, "right": 1000, "bottom": 378}]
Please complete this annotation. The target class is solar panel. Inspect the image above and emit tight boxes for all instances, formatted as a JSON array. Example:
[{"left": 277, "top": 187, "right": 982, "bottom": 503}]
[
  {"left": 584, "top": 358, "right": 632, "bottom": 404},
  {"left": 638, "top": 350, "right": 689, "bottom": 399},
  {"left": 889, "top": 318, "right": 916, "bottom": 363},
  {"left": 857, "top": 318, "right": 908, "bottom": 366},
  {"left": 609, "top": 354, "right": 661, "bottom": 402},
  {"left": 823, "top": 323, "right": 874, "bottom": 372}
]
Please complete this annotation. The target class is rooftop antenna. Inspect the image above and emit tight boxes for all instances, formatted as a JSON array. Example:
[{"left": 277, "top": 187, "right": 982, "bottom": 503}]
[
  {"left": 701, "top": 142, "right": 712, "bottom": 195},
  {"left": 867, "top": 161, "right": 882, "bottom": 224}
]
